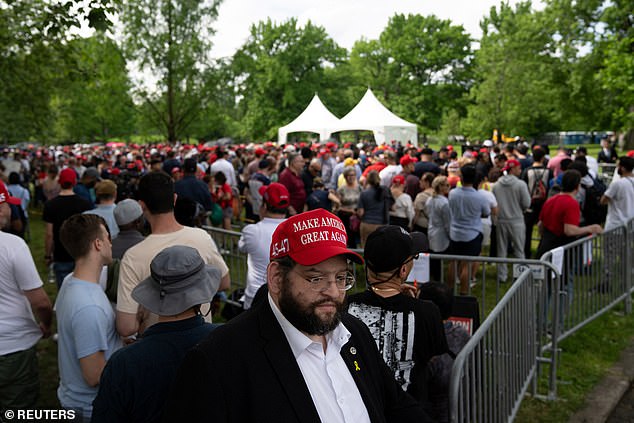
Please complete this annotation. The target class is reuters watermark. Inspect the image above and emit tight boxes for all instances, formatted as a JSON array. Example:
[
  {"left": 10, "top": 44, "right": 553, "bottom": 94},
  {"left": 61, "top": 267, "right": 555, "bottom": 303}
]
[{"left": 3, "top": 409, "right": 76, "bottom": 421}]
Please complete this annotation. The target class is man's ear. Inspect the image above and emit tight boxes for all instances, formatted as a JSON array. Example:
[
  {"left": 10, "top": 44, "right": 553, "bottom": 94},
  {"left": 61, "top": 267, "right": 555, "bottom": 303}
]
[
  {"left": 267, "top": 262, "right": 284, "bottom": 295},
  {"left": 138, "top": 199, "right": 148, "bottom": 213}
]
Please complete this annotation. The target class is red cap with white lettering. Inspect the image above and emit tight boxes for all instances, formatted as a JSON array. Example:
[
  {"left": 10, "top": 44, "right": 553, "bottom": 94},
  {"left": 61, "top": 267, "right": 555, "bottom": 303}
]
[{"left": 269, "top": 209, "right": 364, "bottom": 266}]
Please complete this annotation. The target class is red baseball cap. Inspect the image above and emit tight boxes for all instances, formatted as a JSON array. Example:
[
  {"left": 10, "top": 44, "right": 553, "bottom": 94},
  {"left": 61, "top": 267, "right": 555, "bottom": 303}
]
[
  {"left": 399, "top": 155, "right": 418, "bottom": 166},
  {"left": 502, "top": 158, "right": 521, "bottom": 172},
  {"left": 626, "top": 150, "right": 634, "bottom": 158},
  {"left": 392, "top": 174, "right": 405, "bottom": 185},
  {"left": 270, "top": 209, "right": 363, "bottom": 266},
  {"left": 0, "top": 183, "right": 21, "bottom": 206},
  {"left": 259, "top": 183, "right": 290, "bottom": 209},
  {"left": 255, "top": 147, "right": 266, "bottom": 157},
  {"left": 58, "top": 168, "right": 77, "bottom": 186}
]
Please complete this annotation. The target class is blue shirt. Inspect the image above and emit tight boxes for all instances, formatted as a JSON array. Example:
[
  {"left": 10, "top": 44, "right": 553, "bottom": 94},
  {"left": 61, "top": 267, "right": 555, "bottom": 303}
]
[
  {"left": 55, "top": 276, "right": 122, "bottom": 417},
  {"left": 448, "top": 186, "right": 490, "bottom": 242},
  {"left": 175, "top": 175, "right": 213, "bottom": 211},
  {"left": 92, "top": 316, "right": 216, "bottom": 423},
  {"left": 84, "top": 204, "right": 119, "bottom": 238}
]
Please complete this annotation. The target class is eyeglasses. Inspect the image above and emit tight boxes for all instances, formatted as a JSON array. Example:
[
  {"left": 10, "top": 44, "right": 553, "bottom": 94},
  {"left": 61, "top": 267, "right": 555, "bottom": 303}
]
[{"left": 291, "top": 269, "right": 356, "bottom": 291}]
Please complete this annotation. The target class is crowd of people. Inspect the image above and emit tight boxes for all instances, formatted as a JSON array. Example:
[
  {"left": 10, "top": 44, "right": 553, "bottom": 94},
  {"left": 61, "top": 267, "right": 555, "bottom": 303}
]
[{"left": 0, "top": 135, "right": 633, "bottom": 422}]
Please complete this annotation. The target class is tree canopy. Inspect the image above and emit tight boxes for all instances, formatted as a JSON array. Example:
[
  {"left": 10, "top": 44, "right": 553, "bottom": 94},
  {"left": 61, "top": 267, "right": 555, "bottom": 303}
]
[{"left": 0, "top": 0, "right": 631, "bottom": 145}]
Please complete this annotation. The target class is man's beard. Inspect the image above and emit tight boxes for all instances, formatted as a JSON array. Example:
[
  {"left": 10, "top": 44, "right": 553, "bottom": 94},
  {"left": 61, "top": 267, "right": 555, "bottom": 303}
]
[{"left": 278, "top": 278, "right": 344, "bottom": 336}]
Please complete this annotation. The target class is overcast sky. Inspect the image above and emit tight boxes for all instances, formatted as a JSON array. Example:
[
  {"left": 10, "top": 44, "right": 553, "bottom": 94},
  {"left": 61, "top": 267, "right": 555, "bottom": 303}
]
[{"left": 208, "top": 0, "right": 542, "bottom": 58}]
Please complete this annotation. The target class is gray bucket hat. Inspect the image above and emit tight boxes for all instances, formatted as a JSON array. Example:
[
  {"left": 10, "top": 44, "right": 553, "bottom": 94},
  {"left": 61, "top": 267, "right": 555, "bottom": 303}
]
[{"left": 132, "top": 245, "right": 221, "bottom": 316}]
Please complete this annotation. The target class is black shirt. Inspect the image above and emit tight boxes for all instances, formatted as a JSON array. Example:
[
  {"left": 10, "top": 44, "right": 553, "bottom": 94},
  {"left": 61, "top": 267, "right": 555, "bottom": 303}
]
[
  {"left": 347, "top": 290, "right": 449, "bottom": 404},
  {"left": 413, "top": 161, "right": 441, "bottom": 178},
  {"left": 42, "top": 194, "right": 93, "bottom": 262}
]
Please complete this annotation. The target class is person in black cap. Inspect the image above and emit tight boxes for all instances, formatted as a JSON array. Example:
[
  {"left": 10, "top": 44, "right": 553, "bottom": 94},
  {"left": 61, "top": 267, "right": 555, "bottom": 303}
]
[
  {"left": 347, "top": 225, "right": 448, "bottom": 412},
  {"left": 92, "top": 245, "right": 222, "bottom": 423},
  {"left": 174, "top": 157, "right": 213, "bottom": 212}
]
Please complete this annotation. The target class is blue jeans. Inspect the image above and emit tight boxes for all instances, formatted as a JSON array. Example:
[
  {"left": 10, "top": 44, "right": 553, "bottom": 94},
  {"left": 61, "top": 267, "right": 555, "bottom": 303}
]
[{"left": 54, "top": 262, "right": 75, "bottom": 289}]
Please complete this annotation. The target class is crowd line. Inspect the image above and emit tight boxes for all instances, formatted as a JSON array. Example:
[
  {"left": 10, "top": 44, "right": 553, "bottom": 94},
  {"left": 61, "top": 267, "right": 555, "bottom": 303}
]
[{"left": 0, "top": 136, "right": 633, "bottom": 423}]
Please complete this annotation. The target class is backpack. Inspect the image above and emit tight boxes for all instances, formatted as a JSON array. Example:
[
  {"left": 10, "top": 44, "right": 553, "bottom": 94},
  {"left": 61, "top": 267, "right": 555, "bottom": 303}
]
[
  {"left": 583, "top": 176, "right": 607, "bottom": 225},
  {"left": 528, "top": 168, "right": 548, "bottom": 206},
  {"left": 105, "top": 259, "right": 121, "bottom": 303}
]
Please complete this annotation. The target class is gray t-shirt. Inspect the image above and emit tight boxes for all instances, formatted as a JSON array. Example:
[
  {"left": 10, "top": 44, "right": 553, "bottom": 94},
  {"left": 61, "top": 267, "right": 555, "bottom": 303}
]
[{"left": 357, "top": 187, "right": 387, "bottom": 224}]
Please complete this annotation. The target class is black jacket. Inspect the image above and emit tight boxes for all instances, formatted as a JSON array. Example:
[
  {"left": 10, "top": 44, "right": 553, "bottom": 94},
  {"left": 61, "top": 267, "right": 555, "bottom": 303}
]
[{"left": 162, "top": 300, "right": 432, "bottom": 423}]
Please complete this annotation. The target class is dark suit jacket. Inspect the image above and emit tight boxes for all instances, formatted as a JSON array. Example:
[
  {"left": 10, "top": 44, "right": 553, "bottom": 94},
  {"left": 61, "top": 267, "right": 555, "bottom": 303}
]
[
  {"left": 162, "top": 300, "right": 431, "bottom": 423},
  {"left": 598, "top": 147, "right": 617, "bottom": 164}
]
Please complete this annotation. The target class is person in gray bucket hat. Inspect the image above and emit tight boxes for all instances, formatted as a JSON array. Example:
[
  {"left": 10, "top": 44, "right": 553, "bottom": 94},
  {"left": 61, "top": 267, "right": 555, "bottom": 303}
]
[{"left": 91, "top": 245, "right": 221, "bottom": 423}]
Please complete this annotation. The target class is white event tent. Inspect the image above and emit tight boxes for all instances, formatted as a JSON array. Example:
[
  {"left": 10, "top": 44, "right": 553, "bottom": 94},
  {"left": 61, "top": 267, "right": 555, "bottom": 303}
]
[
  {"left": 333, "top": 88, "right": 418, "bottom": 146},
  {"left": 277, "top": 94, "right": 340, "bottom": 145}
]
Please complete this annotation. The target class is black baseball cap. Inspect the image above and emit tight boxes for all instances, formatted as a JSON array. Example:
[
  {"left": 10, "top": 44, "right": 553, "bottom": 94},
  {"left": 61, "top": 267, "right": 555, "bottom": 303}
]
[
  {"left": 183, "top": 158, "right": 198, "bottom": 173},
  {"left": 364, "top": 226, "right": 429, "bottom": 273}
]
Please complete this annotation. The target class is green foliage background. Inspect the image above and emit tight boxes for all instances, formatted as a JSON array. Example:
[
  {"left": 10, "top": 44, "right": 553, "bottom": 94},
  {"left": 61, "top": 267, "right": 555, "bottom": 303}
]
[{"left": 0, "top": 0, "right": 632, "bottom": 145}]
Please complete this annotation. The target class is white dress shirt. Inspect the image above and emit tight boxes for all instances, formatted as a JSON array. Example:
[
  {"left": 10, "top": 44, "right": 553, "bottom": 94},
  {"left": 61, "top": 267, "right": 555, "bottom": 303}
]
[{"left": 268, "top": 295, "right": 371, "bottom": 423}]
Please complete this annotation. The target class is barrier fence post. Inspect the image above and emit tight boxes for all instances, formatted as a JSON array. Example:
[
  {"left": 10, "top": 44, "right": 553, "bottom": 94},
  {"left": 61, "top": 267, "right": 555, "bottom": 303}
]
[{"left": 626, "top": 220, "right": 633, "bottom": 315}]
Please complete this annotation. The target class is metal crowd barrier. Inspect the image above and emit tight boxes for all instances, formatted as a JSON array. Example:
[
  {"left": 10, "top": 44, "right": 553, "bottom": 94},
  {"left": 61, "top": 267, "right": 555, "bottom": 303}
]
[
  {"left": 539, "top": 224, "right": 631, "bottom": 345},
  {"left": 597, "top": 163, "right": 617, "bottom": 185},
  {"left": 449, "top": 269, "right": 538, "bottom": 423},
  {"left": 204, "top": 218, "right": 634, "bottom": 422},
  {"left": 449, "top": 217, "right": 634, "bottom": 422}
]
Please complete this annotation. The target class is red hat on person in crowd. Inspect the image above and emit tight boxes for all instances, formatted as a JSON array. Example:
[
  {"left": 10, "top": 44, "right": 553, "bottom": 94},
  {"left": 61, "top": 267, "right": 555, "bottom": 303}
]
[
  {"left": 58, "top": 168, "right": 77, "bottom": 187},
  {"left": 208, "top": 154, "right": 218, "bottom": 164},
  {"left": 399, "top": 155, "right": 418, "bottom": 166},
  {"left": 255, "top": 147, "right": 266, "bottom": 157},
  {"left": 502, "top": 158, "right": 521, "bottom": 172},
  {"left": 258, "top": 183, "right": 290, "bottom": 209},
  {"left": 391, "top": 175, "right": 405, "bottom": 185},
  {"left": 326, "top": 141, "right": 337, "bottom": 150},
  {"left": 0, "top": 183, "right": 21, "bottom": 206},
  {"left": 447, "top": 145, "right": 454, "bottom": 151},
  {"left": 171, "top": 167, "right": 181, "bottom": 174},
  {"left": 110, "top": 168, "right": 121, "bottom": 176},
  {"left": 627, "top": 150, "right": 634, "bottom": 158},
  {"left": 269, "top": 209, "right": 363, "bottom": 266},
  {"left": 479, "top": 147, "right": 489, "bottom": 153}
]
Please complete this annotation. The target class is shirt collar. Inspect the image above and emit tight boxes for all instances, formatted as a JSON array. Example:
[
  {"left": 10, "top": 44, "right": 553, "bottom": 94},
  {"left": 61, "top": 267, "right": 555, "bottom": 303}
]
[
  {"left": 268, "top": 294, "right": 351, "bottom": 359},
  {"left": 141, "top": 315, "right": 205, "bottom": 338}
]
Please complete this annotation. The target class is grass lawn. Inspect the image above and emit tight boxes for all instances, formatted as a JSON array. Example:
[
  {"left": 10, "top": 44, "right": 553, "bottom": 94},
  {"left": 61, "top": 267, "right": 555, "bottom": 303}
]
[{"left": 27, "top": 207, "right": 61, "bottom": 409}]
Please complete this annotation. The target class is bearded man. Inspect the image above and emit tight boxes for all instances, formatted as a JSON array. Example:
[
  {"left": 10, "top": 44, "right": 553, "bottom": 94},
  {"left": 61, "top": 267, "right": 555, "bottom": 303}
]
[{"left": 163, "top": 209, "right": 432, "bottom": 423}]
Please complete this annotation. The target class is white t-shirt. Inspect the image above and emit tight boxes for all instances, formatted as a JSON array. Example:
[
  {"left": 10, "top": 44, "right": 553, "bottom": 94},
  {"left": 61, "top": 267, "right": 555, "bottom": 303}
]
[
  {"left": 604, "top": 176, "right": 634, "bottom": 230},
  {"left": 390, "top": 193, "right": 414, "bottom": 226},
  {"left": 379, "top": 165, "right": 402, "bottom": 187},
  {"left": 478, "top": 189, "right": 497, "bottom": 226},
  {"left": 210, "top": 158, "right": 238, "bottom": 189},
  {"left": 117, "top": 226, "right": 229, "bottom": 328},
  {"left": 238, "top": 217, "right": 286, "bottom": 309},
  {"left": 0, "top": 231, "right": 44, "bottom": 355}
]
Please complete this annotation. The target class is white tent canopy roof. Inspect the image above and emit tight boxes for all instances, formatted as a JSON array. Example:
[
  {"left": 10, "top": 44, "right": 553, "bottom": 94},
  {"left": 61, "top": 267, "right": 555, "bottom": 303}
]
[
  {"left": 333, "top": 88, "right": 418, "bottom": 146},
  {"left": 277, "top": 94, "right": 340, "bottom": 145}
]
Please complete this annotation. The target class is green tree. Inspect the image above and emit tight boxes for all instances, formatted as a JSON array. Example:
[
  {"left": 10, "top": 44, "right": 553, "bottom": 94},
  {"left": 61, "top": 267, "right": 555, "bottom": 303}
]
[
  {"left": 52, "top": 35, "right": 135, "bottom": 141},
  {"left": 595, "top": 0, "right": 634, "bottom": 146},
  {"left": 231, "top": 18, "right": 348, "bottom": 140},
  {"left": 350, "top": 14, "right": 473, "bottom": 133},
  {"left": 464, "top": 2, "right": 562, "bottom": 139},
  {"left": 119, "top": 0, "right": 221, "bottom": 143},
  {"left": 0, "top": 0, "right": 118, "bottom": 142}
]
